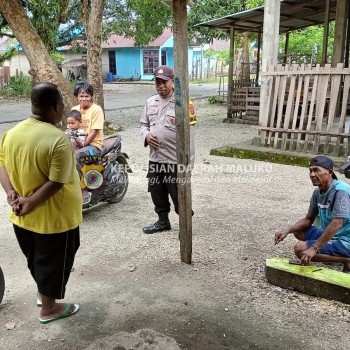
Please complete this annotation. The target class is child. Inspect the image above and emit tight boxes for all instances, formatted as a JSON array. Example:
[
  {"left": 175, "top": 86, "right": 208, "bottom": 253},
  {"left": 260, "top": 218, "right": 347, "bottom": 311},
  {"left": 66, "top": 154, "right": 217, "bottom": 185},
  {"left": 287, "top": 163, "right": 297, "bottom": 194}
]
[{"left": 66, "top": 109, "right": 87, "bottom": 150}]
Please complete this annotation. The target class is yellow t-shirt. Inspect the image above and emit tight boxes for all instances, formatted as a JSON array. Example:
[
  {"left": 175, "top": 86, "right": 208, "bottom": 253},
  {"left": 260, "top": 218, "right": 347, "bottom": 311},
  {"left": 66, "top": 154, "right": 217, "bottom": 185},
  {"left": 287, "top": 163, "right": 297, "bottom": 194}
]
[
  {"left": 0, "top": 118, "right": 82, "bottom": 234},
  {"left": 72, "top": 103, "right": 104, "bottom": 149}
]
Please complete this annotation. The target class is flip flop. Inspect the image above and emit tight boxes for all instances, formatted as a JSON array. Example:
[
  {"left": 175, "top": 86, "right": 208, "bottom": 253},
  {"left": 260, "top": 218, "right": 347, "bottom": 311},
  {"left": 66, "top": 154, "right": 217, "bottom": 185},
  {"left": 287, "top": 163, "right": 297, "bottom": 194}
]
[
  {"left": 39, "top": 303, "right": 80, "bottom": 324},
  {"left": 36, "top": 292, "right": 42, "bottom": 307}
]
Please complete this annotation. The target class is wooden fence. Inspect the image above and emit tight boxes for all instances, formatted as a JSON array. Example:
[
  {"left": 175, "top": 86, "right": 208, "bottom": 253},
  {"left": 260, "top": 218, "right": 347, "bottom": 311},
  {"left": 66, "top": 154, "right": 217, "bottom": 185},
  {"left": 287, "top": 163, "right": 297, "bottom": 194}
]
[
  {"left": 259, "top": 63, "right": 350, "bottom": 157},
  {"left": 0, "top": 66, "right": 10, "bottom": 87}
]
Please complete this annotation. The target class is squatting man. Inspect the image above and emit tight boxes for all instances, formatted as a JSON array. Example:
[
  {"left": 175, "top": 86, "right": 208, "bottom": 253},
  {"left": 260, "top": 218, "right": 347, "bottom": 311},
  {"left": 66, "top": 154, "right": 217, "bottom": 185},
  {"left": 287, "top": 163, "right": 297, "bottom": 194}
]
[{"left": 275, "top": 155, "right": 350, "bottom": 272}]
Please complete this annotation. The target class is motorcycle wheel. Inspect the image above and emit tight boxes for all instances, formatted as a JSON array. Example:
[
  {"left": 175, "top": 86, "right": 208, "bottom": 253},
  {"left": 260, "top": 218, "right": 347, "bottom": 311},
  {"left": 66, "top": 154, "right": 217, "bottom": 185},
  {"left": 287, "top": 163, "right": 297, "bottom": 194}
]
[
  {"left": 0, "top": 266, "right": 5, "bottom": 304},
  {"left": 107, "top": 163, "right": 129, "bottom": 204}
]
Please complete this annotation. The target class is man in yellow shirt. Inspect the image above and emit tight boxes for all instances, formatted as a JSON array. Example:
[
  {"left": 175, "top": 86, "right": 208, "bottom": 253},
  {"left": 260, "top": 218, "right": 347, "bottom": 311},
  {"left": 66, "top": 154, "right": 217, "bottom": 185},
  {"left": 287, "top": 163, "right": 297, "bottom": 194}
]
[{"left": 0, "top": 82, "right": 82, "bottom": 324}]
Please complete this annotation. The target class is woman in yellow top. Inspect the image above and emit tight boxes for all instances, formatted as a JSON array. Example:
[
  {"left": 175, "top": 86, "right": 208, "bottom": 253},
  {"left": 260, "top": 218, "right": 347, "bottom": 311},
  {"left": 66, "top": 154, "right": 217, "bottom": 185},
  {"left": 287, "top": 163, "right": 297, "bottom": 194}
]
[{"left": 71, "top": 82, "right": 104, "bottom": 162}]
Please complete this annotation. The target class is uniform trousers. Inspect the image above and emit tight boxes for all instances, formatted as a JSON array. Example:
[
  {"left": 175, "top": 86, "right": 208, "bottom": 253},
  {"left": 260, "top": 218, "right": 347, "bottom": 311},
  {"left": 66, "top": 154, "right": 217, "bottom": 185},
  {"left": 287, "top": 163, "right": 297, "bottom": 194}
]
[
  {"left": 13, "top": 225, "right": 80, "bottom": 300},
  {"left": 147, "top": 161, "right": 178, "bottom": 215}
]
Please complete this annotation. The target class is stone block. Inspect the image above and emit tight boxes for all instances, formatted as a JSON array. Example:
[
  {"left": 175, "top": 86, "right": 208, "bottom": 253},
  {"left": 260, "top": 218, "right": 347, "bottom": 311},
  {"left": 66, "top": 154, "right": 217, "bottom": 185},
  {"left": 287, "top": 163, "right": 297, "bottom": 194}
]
[{"left": 266, "top": 257, "right": 350, "bottom": 304}]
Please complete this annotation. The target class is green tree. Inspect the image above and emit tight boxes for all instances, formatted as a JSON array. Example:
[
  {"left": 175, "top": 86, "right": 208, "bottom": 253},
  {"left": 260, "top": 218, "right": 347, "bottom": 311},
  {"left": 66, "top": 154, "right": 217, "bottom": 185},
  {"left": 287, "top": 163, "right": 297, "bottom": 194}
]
[
  {"left": 279, "top": 24, "right": 335, "bottom": 63},
  {"left": 103, "top": 0, "right": 171, "bottom": 46},
  {"left": 188, "top": 0, "right": 264, "bottom": 44},
  {"left": 0, "top": 1, "right": 84, "bottom": 52},
  {"left": 0, "top": 47, "right": 17, "bottom": 66},
  {"left": 0, "top": 0, "right": 76, "bottom": 109}
]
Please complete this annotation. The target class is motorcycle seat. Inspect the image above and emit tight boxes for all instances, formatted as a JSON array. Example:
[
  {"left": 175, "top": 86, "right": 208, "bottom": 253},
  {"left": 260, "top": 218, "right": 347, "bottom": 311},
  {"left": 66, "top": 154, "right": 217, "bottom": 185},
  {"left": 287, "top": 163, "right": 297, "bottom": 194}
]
[{"left": 101, "top": 134, "right": 121, "bottom": 156}]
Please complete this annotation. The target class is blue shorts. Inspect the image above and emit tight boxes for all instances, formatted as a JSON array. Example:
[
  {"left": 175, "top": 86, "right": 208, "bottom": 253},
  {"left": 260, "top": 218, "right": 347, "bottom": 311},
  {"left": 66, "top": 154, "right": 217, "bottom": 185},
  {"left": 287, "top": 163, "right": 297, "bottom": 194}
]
[{"left": 305, "top": 226, "right": 350, "bottom": 257}]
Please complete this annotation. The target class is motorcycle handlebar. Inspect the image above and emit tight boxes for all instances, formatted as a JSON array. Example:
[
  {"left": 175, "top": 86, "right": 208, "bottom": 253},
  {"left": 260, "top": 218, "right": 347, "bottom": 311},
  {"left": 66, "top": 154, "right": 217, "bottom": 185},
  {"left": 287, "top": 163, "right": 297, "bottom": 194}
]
[{"left": 66, "top": 131, "right": 87, "bottom": 138}]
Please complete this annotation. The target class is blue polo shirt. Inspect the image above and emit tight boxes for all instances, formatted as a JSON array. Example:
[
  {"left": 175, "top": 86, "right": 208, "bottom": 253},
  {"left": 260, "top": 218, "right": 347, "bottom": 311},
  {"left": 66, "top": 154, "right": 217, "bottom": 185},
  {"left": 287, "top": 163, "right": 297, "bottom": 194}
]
[{"left": 309, "top": 180, "right": 350, "bottom": 249}]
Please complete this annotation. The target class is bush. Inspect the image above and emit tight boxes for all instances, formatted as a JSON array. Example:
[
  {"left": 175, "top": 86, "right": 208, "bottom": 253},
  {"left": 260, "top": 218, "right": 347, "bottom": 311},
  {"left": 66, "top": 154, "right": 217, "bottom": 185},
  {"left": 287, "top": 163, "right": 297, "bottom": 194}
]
[
  {"left": 0, "top": 75, "right": 33, "bottom": 97},
  {"left": 207, "top": 96, "right": 223, "bottom": 104}
]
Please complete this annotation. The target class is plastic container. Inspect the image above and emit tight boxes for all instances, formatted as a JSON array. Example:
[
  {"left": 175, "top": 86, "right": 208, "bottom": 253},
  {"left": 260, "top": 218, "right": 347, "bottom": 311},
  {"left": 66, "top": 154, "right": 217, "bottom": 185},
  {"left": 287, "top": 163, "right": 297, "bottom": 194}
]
[{"left": 106, "top": 72, "right": 113, "bottom": 82}]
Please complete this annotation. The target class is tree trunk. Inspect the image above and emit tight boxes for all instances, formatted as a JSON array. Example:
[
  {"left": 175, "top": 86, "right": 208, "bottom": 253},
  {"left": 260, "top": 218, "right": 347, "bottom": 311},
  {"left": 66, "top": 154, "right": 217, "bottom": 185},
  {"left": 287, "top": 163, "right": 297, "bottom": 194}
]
[
  {"left": 0, "top": 0, "right": 76, "bottom": 110},
  {"left": 241, "top": 32, "right": 251, "bottom": 81},
  {"left": 235, "top": 32, "right": 251, "bottom": 82},
  {"left": 85, "top": 0, "right": 105, "bottom": 109}
]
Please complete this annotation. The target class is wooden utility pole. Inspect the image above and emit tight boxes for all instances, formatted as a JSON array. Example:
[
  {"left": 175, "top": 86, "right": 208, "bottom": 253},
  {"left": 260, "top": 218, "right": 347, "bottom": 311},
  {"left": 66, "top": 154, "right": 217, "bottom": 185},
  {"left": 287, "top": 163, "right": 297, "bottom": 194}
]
[
  {"left": 332, "top": 0, "right": 348, "bottom": 67},
  {"left": 172, "top": 0, "right": 193, "bottom": 264},
  {"left": 259, "top": 0, "right": 280, "bottom": 139}
]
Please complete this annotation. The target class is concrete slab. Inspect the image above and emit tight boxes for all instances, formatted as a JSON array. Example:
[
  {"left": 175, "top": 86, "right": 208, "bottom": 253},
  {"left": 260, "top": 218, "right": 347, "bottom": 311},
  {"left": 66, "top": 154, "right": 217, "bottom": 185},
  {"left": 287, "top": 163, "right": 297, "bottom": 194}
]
[
  {"left": 210, "top": 140, "right": 347, "bottom": 169},
  {"left": 266, "top": 257, "right": 350, "bottom": 304}
]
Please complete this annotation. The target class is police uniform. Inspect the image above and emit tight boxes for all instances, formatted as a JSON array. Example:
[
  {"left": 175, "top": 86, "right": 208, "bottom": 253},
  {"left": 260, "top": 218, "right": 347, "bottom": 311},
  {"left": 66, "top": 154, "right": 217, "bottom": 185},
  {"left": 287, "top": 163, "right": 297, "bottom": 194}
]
[{"left": 140, "top": 91, "right": 196, "bottom": 233}]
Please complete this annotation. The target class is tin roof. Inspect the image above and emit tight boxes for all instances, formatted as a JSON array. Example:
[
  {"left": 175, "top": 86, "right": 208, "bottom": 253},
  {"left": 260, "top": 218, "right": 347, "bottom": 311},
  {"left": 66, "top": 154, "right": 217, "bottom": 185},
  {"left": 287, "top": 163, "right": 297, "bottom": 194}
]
[
  {"left": 61, "top": 58, "right": 87, "bottom": 68},
  {"left": 197, "top": 0, "right": 337, "bottom": 33},
  {"left": 102, "top": 28, "right": 172, "bottom": 48}
]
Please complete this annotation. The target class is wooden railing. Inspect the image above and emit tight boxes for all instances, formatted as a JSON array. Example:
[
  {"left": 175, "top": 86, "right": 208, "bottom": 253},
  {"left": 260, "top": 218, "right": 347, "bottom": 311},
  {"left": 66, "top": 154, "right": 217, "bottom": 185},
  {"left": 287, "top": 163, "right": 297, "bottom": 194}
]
[
  {"left": 259, "top": 63, "right": 350, "bottom": 157},
  {"left": 225, "top": 79, "right": 260, "bottom": 123}
]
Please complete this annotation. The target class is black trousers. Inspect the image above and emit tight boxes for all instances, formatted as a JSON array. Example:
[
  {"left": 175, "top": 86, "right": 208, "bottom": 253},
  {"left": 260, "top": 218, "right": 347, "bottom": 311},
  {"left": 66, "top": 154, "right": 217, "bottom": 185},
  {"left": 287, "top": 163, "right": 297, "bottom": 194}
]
[
  {"left": 14, "top": 225, "right": 80, "bottom": 300},
  {"left": 147, "top": 161, "right": 178, "bottom": 215}
]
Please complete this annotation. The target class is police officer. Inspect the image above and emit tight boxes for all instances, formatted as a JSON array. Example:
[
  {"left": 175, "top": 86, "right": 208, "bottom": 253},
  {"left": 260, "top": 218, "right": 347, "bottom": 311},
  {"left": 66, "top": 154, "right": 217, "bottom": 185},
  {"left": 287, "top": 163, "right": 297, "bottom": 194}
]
[{"left": 140, "top": 65, "right": 196, "bottom": 234}]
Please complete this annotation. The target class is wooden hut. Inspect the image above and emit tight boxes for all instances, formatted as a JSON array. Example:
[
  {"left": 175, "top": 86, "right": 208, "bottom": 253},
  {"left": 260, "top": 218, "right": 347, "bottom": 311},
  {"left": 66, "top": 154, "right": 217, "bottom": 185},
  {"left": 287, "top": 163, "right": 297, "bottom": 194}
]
[{"left": 199, "top": 0, "right": 350, "bottom": 157}]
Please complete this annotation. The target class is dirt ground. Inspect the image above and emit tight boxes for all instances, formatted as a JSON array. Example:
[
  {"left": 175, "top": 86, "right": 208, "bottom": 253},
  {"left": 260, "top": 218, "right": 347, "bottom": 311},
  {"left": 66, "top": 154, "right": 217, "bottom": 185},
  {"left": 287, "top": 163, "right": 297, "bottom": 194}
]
[{"left": 0, "top": 95, "right": 350, "bottom": 350}]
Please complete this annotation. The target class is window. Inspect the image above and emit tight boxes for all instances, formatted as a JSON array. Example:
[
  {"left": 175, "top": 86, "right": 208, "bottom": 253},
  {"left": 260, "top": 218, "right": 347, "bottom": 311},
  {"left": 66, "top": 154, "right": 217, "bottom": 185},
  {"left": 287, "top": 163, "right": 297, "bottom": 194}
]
[
  {"left": 108, "top": 51, "right": 116, "bottom": 75},
  {"left": 161, "top": 50, "right": 166, "bottom": 65},
  {"left": 143, "top": 49, "right": 159, "bottom": 74}
]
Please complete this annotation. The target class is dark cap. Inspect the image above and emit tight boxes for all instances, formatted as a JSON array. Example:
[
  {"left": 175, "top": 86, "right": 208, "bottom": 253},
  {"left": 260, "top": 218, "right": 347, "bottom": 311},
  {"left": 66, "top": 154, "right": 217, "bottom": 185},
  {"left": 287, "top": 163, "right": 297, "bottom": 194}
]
[
  {"left": 154, "top": 65, "right": 174, "bottom": 81},
  {"left": 309, "top": 155, "right": 337, "bottom": 179}
]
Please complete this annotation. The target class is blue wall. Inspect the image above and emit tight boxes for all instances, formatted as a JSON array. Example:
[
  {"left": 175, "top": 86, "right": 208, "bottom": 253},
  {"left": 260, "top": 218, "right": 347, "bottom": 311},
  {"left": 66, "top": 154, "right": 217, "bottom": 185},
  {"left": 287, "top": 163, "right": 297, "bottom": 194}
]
[
  {"left": 115, "top": 48, "right": 141, "bottom": 80},
  {"left": 111, "top": 36, "right": 193, "bottom": 80},
  {"left": 162, "top": 36, "right": 174, "bottom": 48}
]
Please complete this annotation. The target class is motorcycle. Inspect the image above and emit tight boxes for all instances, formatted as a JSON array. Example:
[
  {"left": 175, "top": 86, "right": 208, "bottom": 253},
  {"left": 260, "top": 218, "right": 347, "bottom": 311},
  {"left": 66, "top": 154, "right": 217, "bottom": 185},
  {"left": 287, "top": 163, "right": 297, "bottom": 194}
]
[
  {"left": 67, "top": 131, "right": 132, "bottom": 209},
  {"left": 339, "top": 159, "right": 350, "bottom": 178},
  {"left": 0, "top": 266, "right": 4, "bottom": 304}
]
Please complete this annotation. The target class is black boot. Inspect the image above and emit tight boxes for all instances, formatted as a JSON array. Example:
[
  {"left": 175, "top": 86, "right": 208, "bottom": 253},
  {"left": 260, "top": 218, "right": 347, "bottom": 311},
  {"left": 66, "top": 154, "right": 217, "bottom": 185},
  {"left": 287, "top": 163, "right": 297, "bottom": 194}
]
[{"left": 143, "top": 213, "right": 171, "bottom": 234}]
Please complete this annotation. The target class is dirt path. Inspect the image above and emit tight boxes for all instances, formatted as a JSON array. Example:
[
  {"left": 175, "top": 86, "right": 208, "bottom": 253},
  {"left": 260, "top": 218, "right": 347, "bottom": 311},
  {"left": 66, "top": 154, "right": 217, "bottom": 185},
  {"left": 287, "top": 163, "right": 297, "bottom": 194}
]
[{"left": 0, "top": 98, "right": 349, "bottom": 350}]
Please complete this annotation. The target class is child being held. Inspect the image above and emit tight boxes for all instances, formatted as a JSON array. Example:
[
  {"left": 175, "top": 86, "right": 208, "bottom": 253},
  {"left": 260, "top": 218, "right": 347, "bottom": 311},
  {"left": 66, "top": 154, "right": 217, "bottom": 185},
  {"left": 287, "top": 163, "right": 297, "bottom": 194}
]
[{"left": 66, "top": 109, "right": 87, "bottom": 150}]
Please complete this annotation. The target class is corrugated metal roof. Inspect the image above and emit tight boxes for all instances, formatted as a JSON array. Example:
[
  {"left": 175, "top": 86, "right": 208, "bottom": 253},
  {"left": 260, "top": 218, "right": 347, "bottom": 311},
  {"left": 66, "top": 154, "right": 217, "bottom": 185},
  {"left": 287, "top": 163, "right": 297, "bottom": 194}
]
[
  {"left": 102, "top": 28, "right": 173, "bottom": 48},
  {"left": 61, "top": 58, "right": 87, "bottom": 68},
  {"left": 197, "top": 0, "right": 337, "bottom": 33}
]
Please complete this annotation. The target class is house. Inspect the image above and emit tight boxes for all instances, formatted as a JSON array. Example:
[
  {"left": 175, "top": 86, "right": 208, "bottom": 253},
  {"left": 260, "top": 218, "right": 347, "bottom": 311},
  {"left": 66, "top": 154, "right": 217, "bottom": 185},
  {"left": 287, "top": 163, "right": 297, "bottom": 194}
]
[
  {"left": 57, "top": 28, "right": 195, "bottom": 81},
  {"left": 0, "top": 37, "right": 30, "bottom": 78},
  {"left": 102, "top": 28, "right": 179, "bottom": 80},
  {"left": 1, "top": 28, "right": 227, "bottom": 82}
]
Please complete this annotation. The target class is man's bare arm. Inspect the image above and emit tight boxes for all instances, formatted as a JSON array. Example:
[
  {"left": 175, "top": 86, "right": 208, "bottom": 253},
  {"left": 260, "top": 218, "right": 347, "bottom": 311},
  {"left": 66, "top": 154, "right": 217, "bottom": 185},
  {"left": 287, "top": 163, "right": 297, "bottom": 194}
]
[
  {"left": 16, "top": 180, "right": 64, "bottom": 216},
  {"left": 0, "top": 166, "right": 18, "bottom": 206},
  {"left": 275, "top": 211, "right": 317, "bottom": 244}
]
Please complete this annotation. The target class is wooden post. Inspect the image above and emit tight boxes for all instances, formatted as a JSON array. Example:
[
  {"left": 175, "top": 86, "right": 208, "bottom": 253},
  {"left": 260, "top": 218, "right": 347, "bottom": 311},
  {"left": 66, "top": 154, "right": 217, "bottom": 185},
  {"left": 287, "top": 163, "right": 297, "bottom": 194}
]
[
  {"left": 345, "top": 1, "right": 350, "bottom": 67},
  {"left": 332, "top": 0, "right": 347, "bottom": 67},
  {"left": 262, "top": 0, "right": 280, "bottom": 65},
  {"left": 322, "top": 0, "right": 331, "bottom": 65},
  {"left": 227, "top": 25, "right": 235, "bottom": 118},
  {"left": 284, "top": 32, "right": 289, "bottom": 64},
  {"left": 259, "top": 0, "right": 280, "bottom": 137},
  {"left": 172, "top": 0, "right": 192, "bottom": 264},
  {"left": 256, "top": 31, "right": 261, "bottom": 86}
]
